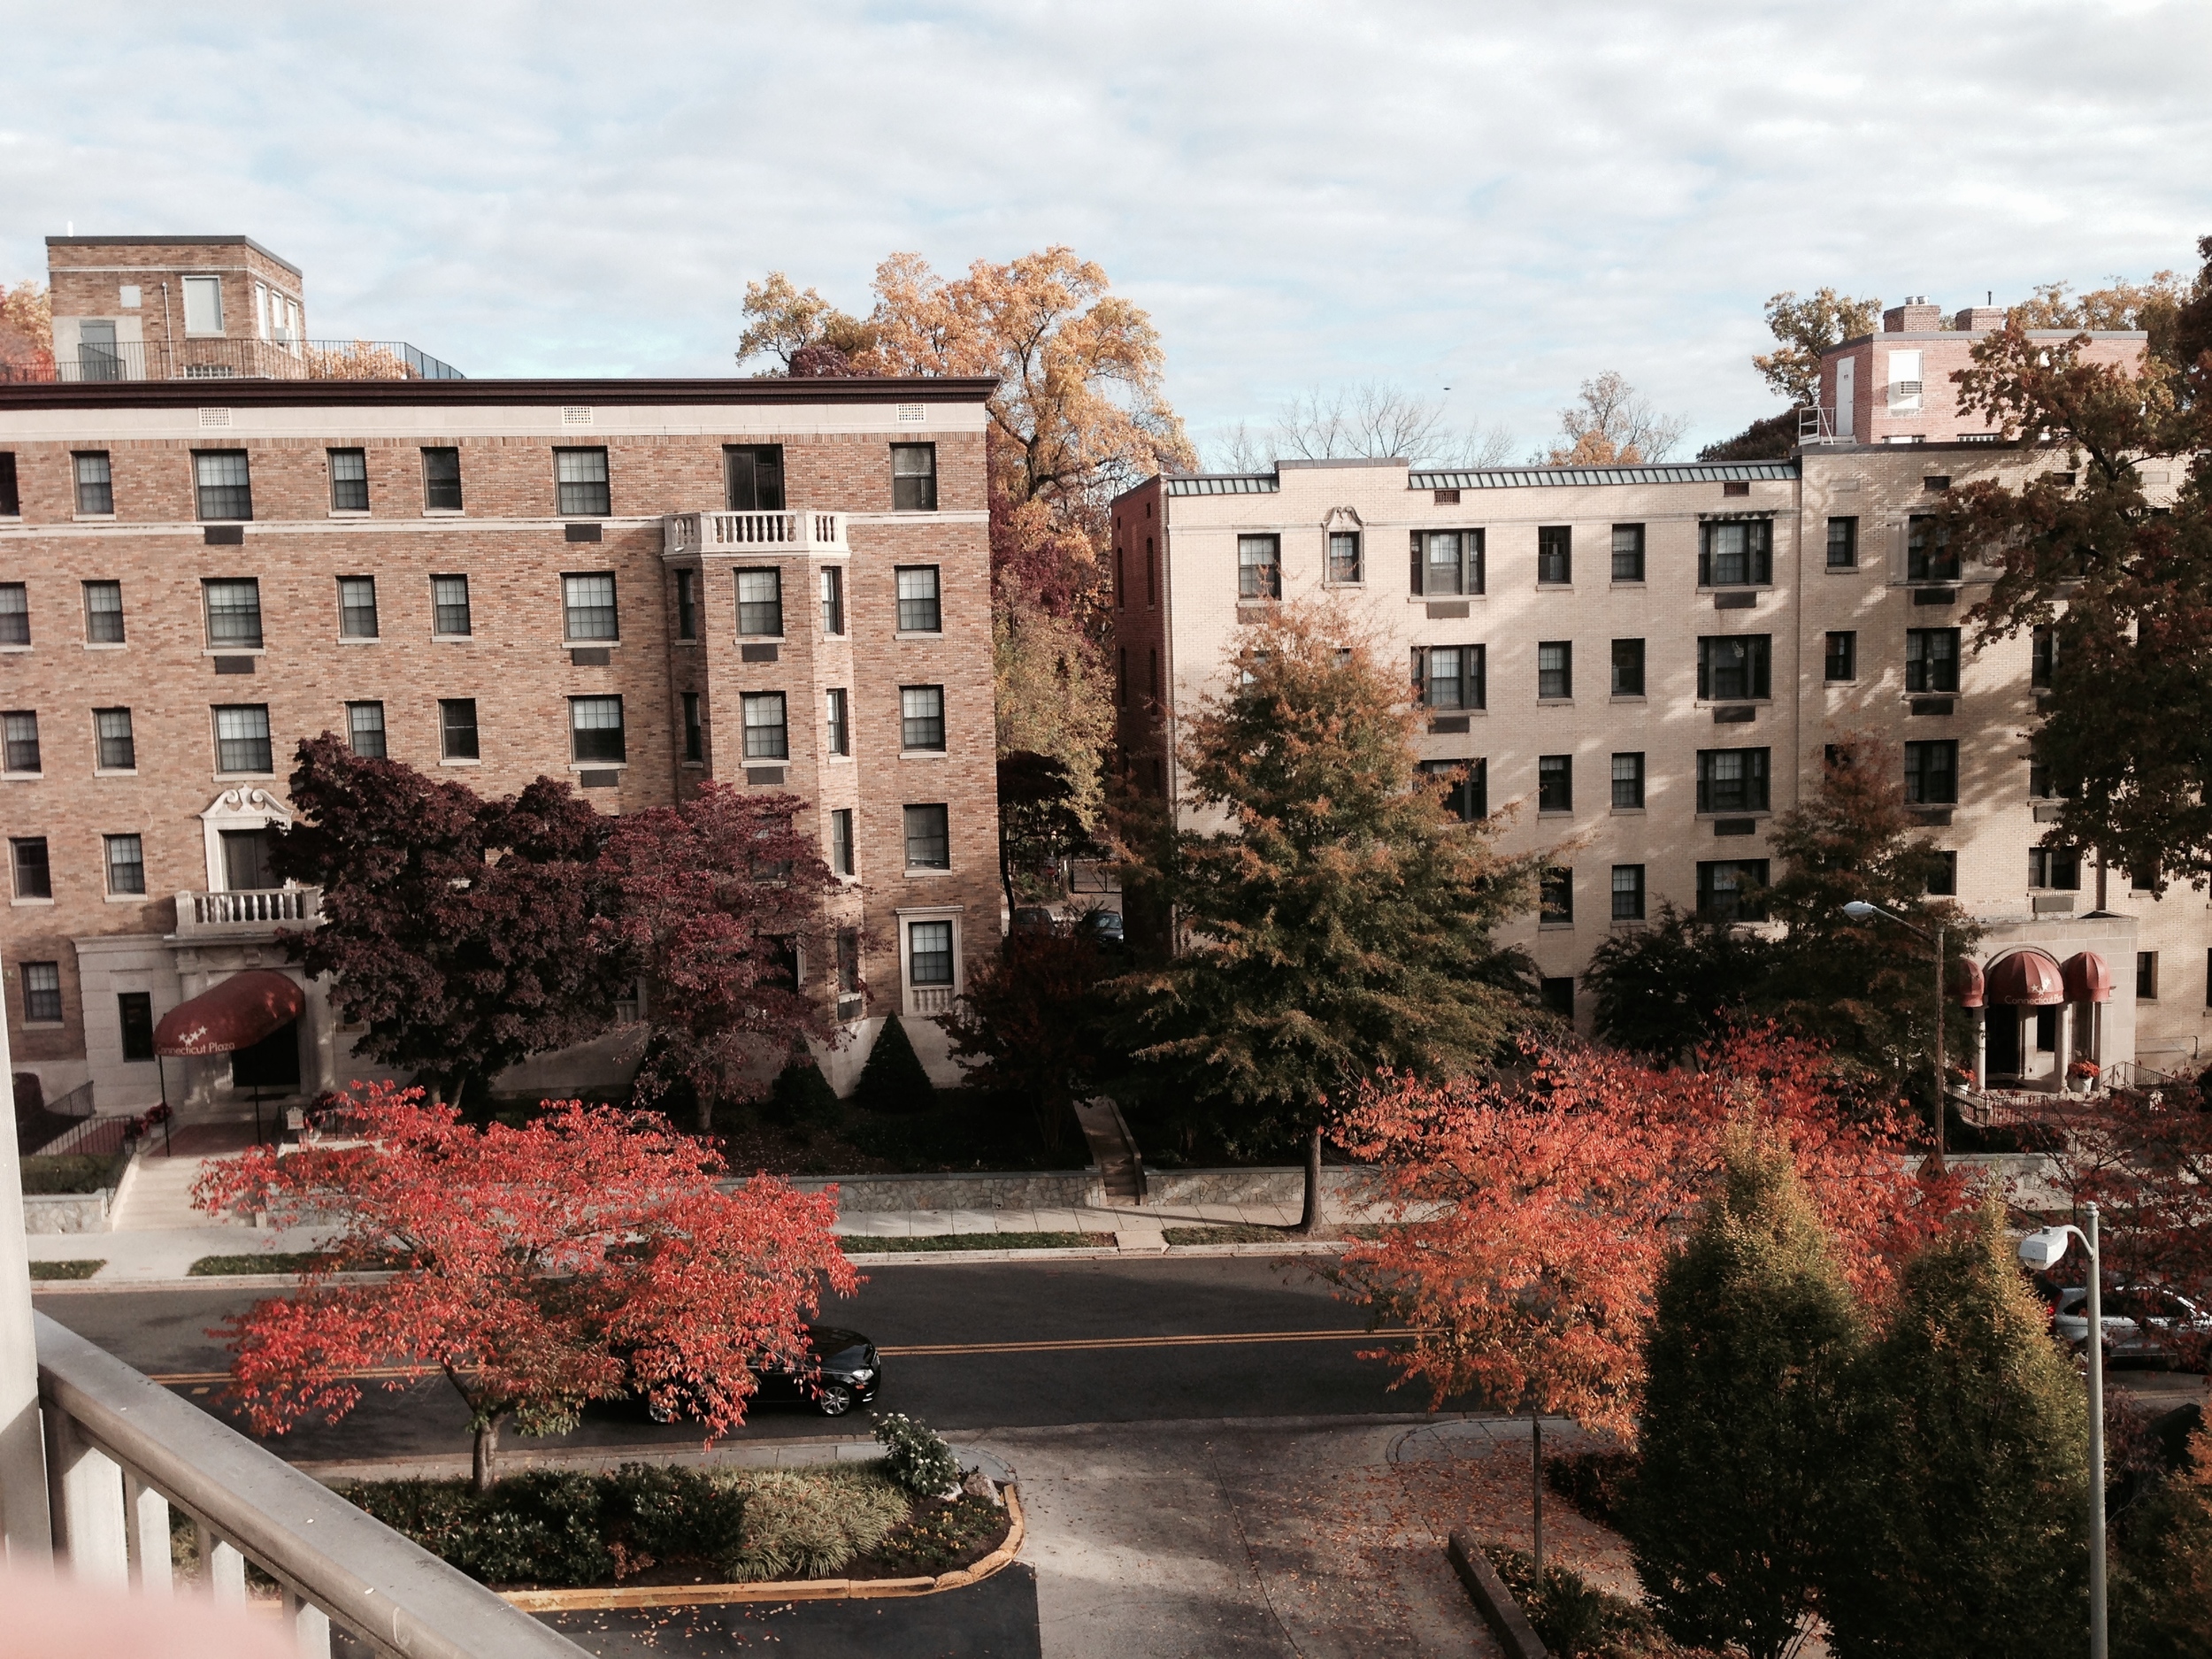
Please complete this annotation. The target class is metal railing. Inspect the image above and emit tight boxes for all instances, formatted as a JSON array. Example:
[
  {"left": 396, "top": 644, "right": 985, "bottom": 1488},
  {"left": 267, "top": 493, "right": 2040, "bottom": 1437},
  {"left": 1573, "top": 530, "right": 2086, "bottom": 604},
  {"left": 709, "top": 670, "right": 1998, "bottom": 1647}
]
[
  {"left": 663, "top": 509, "right": 849, "bottom": 557},
  {"left": 0, "top": 338, "right": 463, "bottom": 384},
  {"left": 176, "top": 887, "right": 324, "bottom": 935},
  {"left": 35, "top": 1311, "right": 588, "bottom": 1659},
  {"left": 27, "top": 1113, "right": 134, "bottom": 1160}
]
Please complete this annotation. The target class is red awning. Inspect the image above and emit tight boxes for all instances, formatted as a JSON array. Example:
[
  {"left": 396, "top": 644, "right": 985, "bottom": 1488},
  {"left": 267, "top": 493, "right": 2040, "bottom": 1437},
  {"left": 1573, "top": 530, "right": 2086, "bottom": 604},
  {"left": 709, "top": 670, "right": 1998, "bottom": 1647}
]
[
  {"left": 2062, "top": 951, "right": 2116, "bottom": 1004},
  {"left": 1952, "top": 957, "right": 1985, "bottom": 1009},
  {"left": 154, "top": 971, "right": 306, "bottom": 1056},
  {"left": 1985, "top": 949, "right": 2067, "bottom": 1007}
]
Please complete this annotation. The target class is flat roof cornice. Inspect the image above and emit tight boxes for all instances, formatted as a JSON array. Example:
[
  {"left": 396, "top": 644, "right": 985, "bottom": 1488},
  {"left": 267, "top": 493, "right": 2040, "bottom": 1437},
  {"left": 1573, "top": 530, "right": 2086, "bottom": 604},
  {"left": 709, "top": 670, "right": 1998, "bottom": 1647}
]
[
  {"left": 45, "top": 234, "right": 304, "bottom": 278},
  {"left": 0, "top": 375, "right": 1001, "bottom": 412}
]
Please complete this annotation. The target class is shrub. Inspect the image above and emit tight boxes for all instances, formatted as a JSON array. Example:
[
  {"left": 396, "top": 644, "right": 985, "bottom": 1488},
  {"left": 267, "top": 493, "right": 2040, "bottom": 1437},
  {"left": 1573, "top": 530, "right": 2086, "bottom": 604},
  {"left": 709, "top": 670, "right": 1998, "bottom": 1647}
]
[
  {"left": 851, "top": 1017, "right": 937, "bottom": 1114},
  {"left": 1486, "top": 1546, "right": 1674, "bottom": 1658},
  {"left": 2113, "top": 1426, "right": 2212, "bottom": 1658},
  {"left": 603, "top": 1463, "right": 747, "bottom": 1571},
  {"left": 874, "top": 1413, "right": 960, "bottom": 1496},
  {"left": 768, "top": 1055, "right": 841, "bottom": 1133},
  {"left": 724, "top": 1465, "right": 910, "bottom": 1582},
  {"left": 1544, "top": 1448, "right": 1636, "bottom": 1531},
  {"left": 19, "top": 1153, "right": 126, "bottom": 1194}
]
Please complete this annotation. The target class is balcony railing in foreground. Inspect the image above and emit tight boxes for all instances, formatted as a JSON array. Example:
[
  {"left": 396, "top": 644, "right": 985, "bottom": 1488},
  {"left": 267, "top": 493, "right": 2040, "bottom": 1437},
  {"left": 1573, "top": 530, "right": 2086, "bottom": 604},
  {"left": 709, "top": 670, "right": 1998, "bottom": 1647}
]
[
  {"left": 35, "top": 1311, "right": 587, "bottom": 1659},
  {"left": 176, "top": 887, "right": 325, "bottom": 935}
]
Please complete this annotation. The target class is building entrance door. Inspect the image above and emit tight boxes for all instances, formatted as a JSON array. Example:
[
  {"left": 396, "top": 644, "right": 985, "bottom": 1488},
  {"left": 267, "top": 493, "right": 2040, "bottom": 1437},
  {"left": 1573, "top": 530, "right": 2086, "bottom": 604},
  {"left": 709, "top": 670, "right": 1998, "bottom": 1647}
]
[{"left": 1986, "top": 1007, "right": 2023, "bottom": 1079}]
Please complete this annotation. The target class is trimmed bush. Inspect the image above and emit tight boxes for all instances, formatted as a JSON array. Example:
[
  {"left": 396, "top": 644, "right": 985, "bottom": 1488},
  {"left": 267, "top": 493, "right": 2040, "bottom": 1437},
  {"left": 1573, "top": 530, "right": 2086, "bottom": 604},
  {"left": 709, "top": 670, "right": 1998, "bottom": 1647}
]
[
  {"left": 347, "top": 1472, "right": 617, "bottom": 1587},
  {"left": 768, "top": 1055, "right": 841, "bottom": 1132},
  {"left": 1544, "top": 1448, "right": 1635, "bottom": 1532},
  {"left": 851, "top": 1017, "right": 937, "bottom": 1114},
  {"left": 874, "top": 1413, "right": 960, "bottom": 1496},
  {"left": 20, "top": 1154, "right": 127, "bottom": 1195},
  {"left": 1486, "top": 1546, "right": 1673, "bottom": 1658}
]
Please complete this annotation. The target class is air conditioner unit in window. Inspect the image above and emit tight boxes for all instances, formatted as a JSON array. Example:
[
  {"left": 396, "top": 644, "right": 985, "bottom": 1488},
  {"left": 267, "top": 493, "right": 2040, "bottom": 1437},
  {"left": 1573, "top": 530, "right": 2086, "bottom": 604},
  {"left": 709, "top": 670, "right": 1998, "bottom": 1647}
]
[{"left": 1890, "top": 380, "right": 1924, "bottom": 399}]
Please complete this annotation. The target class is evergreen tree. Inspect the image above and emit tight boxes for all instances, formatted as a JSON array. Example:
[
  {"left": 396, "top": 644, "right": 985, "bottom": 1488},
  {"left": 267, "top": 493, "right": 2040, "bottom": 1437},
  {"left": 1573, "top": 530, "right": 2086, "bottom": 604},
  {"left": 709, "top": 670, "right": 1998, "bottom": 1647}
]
[
  {"left": 1627, "top": 1123, "right": 1865, "bottom": 1659},
  {"left": 1824, "top": 1201, "right": 2090, "bottom": 1659},
  {"left": 851, "top": 1016, "right": 937, "bottom": 1115},
  {"left": 2114, "top": 1427, "right": 2212, "bottom": 1659}
]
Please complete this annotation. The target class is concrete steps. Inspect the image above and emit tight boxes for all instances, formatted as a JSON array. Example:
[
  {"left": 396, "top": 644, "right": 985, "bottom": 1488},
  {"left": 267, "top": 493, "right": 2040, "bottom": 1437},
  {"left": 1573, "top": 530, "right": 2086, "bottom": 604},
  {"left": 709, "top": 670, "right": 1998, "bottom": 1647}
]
[
  {"left": 110, "top": 1123, "right": 261, "bottom": 1231},
  {"left": 1074, "top": 1098, "right": 1146, "bottom": 1206}
]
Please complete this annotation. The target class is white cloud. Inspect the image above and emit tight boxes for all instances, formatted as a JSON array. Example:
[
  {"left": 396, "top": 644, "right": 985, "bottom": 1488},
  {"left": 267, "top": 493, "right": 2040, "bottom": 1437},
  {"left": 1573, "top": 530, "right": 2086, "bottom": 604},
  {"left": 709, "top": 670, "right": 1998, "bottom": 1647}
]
[{"left": 2, "top": 0, "right": 2207, "bottom": 453}]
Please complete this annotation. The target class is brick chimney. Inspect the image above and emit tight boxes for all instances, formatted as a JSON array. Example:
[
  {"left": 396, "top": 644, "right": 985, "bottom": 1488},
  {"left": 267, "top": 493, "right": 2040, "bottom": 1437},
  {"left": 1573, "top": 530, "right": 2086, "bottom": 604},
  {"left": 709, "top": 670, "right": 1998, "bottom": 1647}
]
[
  {"left": 1883, "top": 296, "right": 1943, "bottom": 333},
  {"left": 1953, "top": 306, "right": 2008, "bottom": 334}
]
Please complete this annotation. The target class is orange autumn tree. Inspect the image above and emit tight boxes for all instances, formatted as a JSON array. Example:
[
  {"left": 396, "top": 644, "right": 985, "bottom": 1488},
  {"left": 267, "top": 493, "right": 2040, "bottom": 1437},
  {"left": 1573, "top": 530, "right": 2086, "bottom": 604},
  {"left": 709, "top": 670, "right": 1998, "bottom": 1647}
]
[
  {"left": 195, "top": 1083, "right": 856, "bottom": 1490},
  {"left": 1331, "top": 1026, "right": 1963, "bottom": 1438}
]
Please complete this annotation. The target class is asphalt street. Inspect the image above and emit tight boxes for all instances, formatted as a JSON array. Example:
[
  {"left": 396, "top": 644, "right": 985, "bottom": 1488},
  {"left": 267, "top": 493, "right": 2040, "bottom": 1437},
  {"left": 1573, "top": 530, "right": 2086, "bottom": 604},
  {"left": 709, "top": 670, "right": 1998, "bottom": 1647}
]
[{"left": 36, "top": 1256, "right": 1432, "bottom": 1463}]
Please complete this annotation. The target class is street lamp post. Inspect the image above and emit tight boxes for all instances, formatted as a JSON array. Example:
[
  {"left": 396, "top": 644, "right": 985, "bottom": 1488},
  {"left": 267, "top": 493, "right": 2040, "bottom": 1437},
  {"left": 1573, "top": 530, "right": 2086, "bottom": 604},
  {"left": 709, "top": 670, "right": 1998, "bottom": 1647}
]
[
  {"left": 2021, "top": 1210, "right": 2107, "bottom": 1659},
  {"left": 1841, "top": 900, "right": 1947, "bottom": 1171}
]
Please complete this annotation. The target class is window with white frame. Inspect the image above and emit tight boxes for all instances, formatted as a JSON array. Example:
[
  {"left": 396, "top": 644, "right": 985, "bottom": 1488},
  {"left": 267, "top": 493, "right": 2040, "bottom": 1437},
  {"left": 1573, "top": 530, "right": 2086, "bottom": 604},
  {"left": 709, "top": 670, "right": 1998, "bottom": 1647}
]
[
  {"left": 908, "top": 919, "right": 955, "bottom": 986},
  {"left": 741, "top": 692, "right": 788, "bottom": 760}
]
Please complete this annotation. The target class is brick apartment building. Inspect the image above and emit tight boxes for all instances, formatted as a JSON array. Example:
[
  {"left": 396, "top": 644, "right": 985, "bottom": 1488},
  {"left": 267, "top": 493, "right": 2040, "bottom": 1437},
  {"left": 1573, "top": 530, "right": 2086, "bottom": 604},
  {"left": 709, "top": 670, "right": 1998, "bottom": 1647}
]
[
  {"left": 1, "top": 234, "right": 1001, "bottom": 1116},
  {"left": 1115, "top": 300, "right": 2200, "bottom": 1093}
]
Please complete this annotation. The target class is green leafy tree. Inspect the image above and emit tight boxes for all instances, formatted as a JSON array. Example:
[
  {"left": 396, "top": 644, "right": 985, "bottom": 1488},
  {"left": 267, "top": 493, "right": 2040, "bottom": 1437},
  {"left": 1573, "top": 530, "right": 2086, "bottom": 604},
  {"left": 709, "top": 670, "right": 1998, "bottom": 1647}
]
[
  {"left": 1755, "top": 288, "right": 1885, "bottom": 404},
  {"left": 1947, "top": 235, "right": 2212, "bottom": 885},
  {"left": 1583, "top": 904, "right": 1778, "bottom": 1058},
  {"left": 2113, "top": 1427, "right": 2212, "bottom": 1658},
  {"left": 1823, "top": 1202, "right": 2090, "bottom": 1659},
  {"left": 1110, "top": 604, "right": 1539, "bottom": 1231},
  {"left": 1627, "top": 1123, "right": 1865, "bottom": 1659},
  {"left": 942, "top": 931, "right": 1109, "bottom": 1153}
]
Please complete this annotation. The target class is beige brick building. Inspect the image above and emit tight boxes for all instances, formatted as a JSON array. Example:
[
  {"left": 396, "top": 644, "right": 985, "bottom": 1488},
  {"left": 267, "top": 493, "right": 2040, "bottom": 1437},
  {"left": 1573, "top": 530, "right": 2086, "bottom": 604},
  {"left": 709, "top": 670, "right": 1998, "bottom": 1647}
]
[
  {"left": 2, "top": 236, "right": 1000, "bottom": 1115},
  {"left": 1115, "top": 304, "right": 2200, "bottom": 1094}
]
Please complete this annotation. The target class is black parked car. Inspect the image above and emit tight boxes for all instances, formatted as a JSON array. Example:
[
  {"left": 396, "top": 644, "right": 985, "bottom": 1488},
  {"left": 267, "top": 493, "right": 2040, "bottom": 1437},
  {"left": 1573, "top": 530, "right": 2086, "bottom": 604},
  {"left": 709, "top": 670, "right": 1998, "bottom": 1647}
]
[
  {"left": 640, "top": 1325, "right": 881, "bottom": 1421},
  {"left": 1076, "top": 909, "right": 1125, "bottom": 951}
]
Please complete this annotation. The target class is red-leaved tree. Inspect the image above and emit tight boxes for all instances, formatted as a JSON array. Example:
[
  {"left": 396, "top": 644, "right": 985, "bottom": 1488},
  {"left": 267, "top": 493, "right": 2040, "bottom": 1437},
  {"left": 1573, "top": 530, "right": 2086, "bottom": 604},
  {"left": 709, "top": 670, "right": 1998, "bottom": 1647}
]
[
  {"left": 599, "top": 782, "right": 847, "bottom": 1132},
  {"left": 194, "top": 1083, "right": 857, "bottom": 1489}
]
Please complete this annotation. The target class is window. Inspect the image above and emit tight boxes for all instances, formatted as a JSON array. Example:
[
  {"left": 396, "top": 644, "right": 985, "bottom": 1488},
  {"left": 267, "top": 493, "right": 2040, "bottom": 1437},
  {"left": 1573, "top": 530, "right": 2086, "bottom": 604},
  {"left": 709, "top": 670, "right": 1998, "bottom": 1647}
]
[
  {"left": 119, "top": 992, "right": 155, "bottom": 1062},
  {"left": 180, "top": 274, "right": 223, "bottom": 334},
  {"left": 1538, "top": 754, "right": 1572, "bottom": 813},
  {"left": 204, "top": 579, "right": 263, "bottom": 648},
  {"left": 20, "top": 961, "right": 62, "bottom": 1023},
  {"left": 1540, "top": 867, "right": 1574, "bottom": 924},
  {"left": 903, "top": 803, "right": 951, "bottom": 869},
  {"left": 74, "top": 452, "right": 113, "bottom": 514},
  {"left": 1327, "top": 532, "right": 1363, "bottom": 583},
  {"left": 1610, "top": 638, "right": 1645, "bottom": 696},
  {"left": 104, "top": 833, "right": 144, "bottom": 895},
  {"left": 432, "top": 574, "right": 472, "bottom": 637},
  {"left": 219, "top": 827, "right": 272, "bottom": 891},
  {"left": 1537, "top": 641, "right": 1572, "bottom": 700},
  {"left": 1146, "top": 538, "right": 1157, "bottom": 605},
  {"left": 2031, "top": 626, "right": 2056, "bottom": 689},
  {"left": 570, "top": 695, "right": 626, "bottom": 763},
  {"left": 439, "top": 698, "right": 480, "bottom": 761},
  {"left": 1238, "top": 534, "right": 1282, "bottom": 600},
  {"left": 347, "top": 701, "right": 386, "bottom": 758},
  {"left": 2138, "top": 952, "right": 2160, "bottom": 1001},
  {"left": 838, "top": 928, "right": 863, "bottom": 1001},
  {"left": 0, "top": 583, "right": 23, "bottom": 645},
  {"left": 1415, "top": 645, "right": 1484, "bottom": 710},
  {"left": 1906, "top": 627, "right": 1961, "bottom": 693},
  {"left": 1413, "top": 529, "right": 1483, "bottom": 596},
  {"left": 741, "top": 692, "right": 788, "bottom": 760},
  {"left": 902, "top": 686, "right": 946, "bottom": 751},
  {"left": 1825, "top": 631, "right": 1857, "bottom": 681},
  {"left": 1540, "top": 977, "right": 1575, "bottom": 1019},
  {"left": 724, "top": 445, "right": 785, "bottom": 511},
  {"left": 1610, "top": 524, "right": 1645, "bottom": 581},
  {"left": 826, "top": 687, "right": 851, "bottom": 757},
  {"left": 2029, "top": 846, "right": 2082, "bottom": 890},
  {"left": 411, "top": 448, "right": 462, "bottom": 514},
  {"left": 1697, "top": 859, "right": 1770, "bottom": 921},
  {"left": 1927, "top": 851, "right": 1958, "bottom": 896},
  {"left": 1698, "top": 519, "right": 1771, "bottom": 586},
  {"left": 1611, "top": 752, "right": 1645, "bottom": 809},
  {"left": 1697, "top": 748, "right": 1771, "bottom": 812},
  {"left": 818, "top": 808, "right": 852, "bottom": 879},
  {"left": 1826, "top": 517, "right": 1858, "bottom": 569},
  {"left": 2030, "top": 762, "right": 2060, "bottom": 799},
  {"left": 1699, "top": 634, "right": 1771, "bottom": 701},
  {"left": 681, "top": 692, "right": 703, "bottom": 763},
  {"left": 1907, "top": 514, "right": 1958, "bottom": 581},
  {"left": 909, "top": 919, "right": 955, "bottom": 986},
  {"left": 555, "top": 448, "right": 611, "bottom": 516},
  {"left": 730, "top": 572, "right": 791, "bottom": 645},
  {"left": 199, "top": 707, "right": 270, "bottom": 778},
  {"left": 1611, "top": 864, "right": 1647, "bottom": 920},
  {"left": 1418, "top": 759, "right": 1487, "bottom": 822},
  {"left": 337, "top": 576, "right": 379, "bottom": 640},
  {"left": 194, "top": 450, "right": 252, "bottom": 520},
  {"left": 0, "top": 453, "right": 14, "bottom": 516},
  {"left": 891, "top": 443, "right": 938, "bottom": 511},
  {"left": 3, "top": 711, "right": 39, "bottom": 772},
  {"left": 12, "top": 838, "right": 51, "bottom": 900},
  {"left": 1537, "top": 526, "right": 1571, "bottom": 585},
  {"left": 660, "top": 568, "right": 695, "bottom": 641},
  {"left": 563, "top": 573, "right": 618, "bottom": 641},
  {"left": 327, "top": 448, "right": 368, "bottom": 511},
  {"left": 75, "top": 580, "right": 124, "bottom": 647},
  {"left": 94, "top": 708, "right": 134, "bottom": 770},
  {"left": 896, "top": 566, "right": 941, "bottom": 633},
  {"left": 820, "top": 566, "right": 845, "bottom": 635},
  {"left": 1903, "top": 740, "right": 1958, "bottom": 805}
]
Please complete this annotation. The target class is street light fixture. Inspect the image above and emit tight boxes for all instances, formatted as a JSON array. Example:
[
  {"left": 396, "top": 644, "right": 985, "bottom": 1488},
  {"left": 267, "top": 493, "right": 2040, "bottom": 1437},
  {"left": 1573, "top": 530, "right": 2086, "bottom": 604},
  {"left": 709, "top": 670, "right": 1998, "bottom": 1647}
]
[
  {"left": 2020, "top": 1207, "right": 2108, "bottom": 1659},
  {"left": 1841, "top": 900, "right": 1948, "bottom": 1171}
]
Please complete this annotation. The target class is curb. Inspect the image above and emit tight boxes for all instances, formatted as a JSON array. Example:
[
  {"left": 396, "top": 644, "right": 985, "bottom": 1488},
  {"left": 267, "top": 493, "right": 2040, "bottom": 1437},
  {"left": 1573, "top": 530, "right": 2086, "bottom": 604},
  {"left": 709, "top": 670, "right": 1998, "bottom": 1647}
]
[
  {"left": 30, "top": 1271, "right": 397, "bottom": 1295},
  {"left": 501, "top": 1484, "right": 1025, "bottom": 1612},
  {"left": 1448, "top": 1531, "right": 1548, "bottom": 1659}
]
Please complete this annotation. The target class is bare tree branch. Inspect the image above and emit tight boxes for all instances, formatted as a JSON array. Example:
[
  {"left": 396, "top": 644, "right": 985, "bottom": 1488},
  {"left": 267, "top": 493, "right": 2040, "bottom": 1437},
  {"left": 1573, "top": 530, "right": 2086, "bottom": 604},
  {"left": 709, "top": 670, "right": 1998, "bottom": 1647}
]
[{"left": 1210, "top": 382, "right": 1516, "bottom": 472}]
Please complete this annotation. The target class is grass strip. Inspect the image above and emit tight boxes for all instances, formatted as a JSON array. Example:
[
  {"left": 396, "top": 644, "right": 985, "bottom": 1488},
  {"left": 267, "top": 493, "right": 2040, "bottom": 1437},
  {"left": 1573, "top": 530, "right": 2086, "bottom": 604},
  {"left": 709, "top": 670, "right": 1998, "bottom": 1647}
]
[
  {"left": 188, "top": 1250, "right": 341, "bottom": 1277},
  {"left": 841, "top": 1230, "right": 1116, "bottom": 1254},
  {"left": 29, "top": 1259, "right": 104, "bottom": 1280},
  {"left": 1158, "top": 1223, "right": 1387, "bottom": 1246}
]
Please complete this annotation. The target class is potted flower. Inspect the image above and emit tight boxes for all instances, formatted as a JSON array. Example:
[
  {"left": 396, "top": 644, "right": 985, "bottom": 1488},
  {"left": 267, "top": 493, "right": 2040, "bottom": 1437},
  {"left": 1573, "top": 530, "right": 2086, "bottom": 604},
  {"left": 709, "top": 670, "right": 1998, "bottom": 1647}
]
[{"left": 2067, "top": 1059, "right": 2101, "bottom": 1093}]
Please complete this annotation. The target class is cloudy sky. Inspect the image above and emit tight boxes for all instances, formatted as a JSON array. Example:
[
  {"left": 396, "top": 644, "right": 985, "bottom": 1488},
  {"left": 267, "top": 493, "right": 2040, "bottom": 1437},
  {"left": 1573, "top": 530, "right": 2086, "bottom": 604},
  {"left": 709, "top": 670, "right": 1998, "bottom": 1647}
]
[{"left": 3, "top": 1, "right": 2207, "bottom": 461}]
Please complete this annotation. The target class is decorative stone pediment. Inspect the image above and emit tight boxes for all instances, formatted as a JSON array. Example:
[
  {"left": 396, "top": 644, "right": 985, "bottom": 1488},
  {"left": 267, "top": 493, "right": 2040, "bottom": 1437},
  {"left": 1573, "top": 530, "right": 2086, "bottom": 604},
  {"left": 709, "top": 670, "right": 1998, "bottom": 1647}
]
[
  {"left": 1323, "top": 504, "right": 1364, "bottom": 533},
  {"left": 198, "top": 787, "right": 295, "bottom": 893}
]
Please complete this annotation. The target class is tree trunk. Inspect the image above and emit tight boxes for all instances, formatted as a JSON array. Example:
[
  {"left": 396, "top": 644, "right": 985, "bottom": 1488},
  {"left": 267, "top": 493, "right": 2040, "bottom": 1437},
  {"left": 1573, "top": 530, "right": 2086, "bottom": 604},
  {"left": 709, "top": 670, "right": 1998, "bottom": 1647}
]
[
  {"left": 1532, "top": 1412, "right": 1545, "bottom": 1575},
  {"left": 1293, "top": 1124, "right": 1327, "bottom": 1235},
  {"left": 472, "top": 1416, "right": 502, "bottom": 1494}
]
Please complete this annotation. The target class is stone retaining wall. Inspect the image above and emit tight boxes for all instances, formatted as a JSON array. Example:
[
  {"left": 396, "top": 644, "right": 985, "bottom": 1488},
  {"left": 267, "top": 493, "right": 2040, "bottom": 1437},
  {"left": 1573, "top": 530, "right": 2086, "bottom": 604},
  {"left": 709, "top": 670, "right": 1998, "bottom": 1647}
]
[
  {"left": 23, "top": 1189, "right": 110, "bottom": 1234},
  {"left": 783, "top": 1165, "right": 1381, "bottom": 1212}
]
